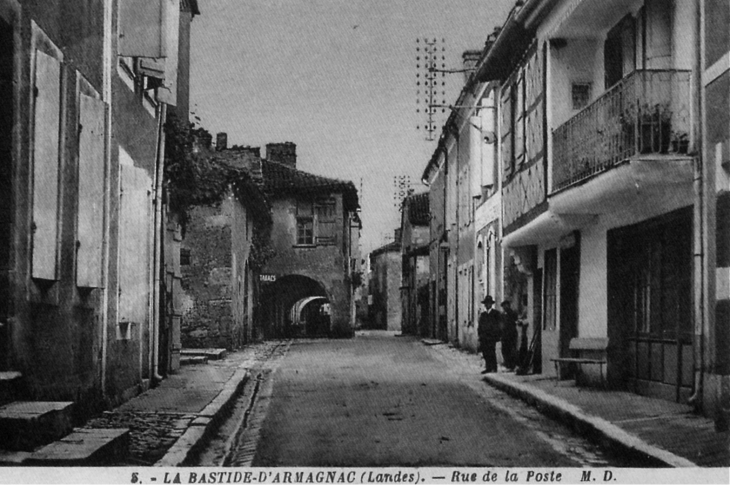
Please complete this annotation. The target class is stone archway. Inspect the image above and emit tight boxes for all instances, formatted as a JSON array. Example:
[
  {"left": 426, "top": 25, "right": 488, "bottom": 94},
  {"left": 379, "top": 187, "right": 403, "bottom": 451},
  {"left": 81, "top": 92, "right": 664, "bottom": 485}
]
[{"left": 260, "top": 275, "right": 330, "bottom": 338}]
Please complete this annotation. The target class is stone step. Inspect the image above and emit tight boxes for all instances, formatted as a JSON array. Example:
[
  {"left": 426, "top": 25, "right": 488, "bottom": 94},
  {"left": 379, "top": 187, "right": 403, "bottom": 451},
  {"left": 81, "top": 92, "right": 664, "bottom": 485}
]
[
  {"left": 180, "top": 355, "right": 208, "bottom": 366},
  {"left": 180, "top": 348, "right": 227, "bottom": 360},
  {"left": 0, "top": 401, "right": 74, "bottom": 451},
  {"left": 0, "top": 372, "right": 23, "bottom": 405},
  {"left": 25, "top": 428, "right": 129, "bottom": 466}
]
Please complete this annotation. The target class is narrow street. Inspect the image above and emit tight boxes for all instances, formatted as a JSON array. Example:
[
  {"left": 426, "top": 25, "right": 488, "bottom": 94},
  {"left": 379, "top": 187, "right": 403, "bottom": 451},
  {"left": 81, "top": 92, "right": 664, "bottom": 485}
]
[{"left": 192, "top": 332, "right": 641, "bottom": 468}]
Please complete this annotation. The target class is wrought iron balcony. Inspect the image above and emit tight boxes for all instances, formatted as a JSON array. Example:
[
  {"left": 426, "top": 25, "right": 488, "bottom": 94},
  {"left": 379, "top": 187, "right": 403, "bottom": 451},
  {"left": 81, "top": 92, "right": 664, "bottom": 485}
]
[{"left": 552, "top": 70, "right": 691, "bottom": 192}]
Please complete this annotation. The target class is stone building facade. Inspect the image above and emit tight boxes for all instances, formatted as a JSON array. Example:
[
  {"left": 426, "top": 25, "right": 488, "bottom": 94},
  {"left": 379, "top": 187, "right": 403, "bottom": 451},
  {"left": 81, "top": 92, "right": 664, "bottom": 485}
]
[
  {"left": 369, "top": 237, "right": 403, "bottom": 332},
  {"left": 258, "top": 143, "right": 361, "bottom": 338},
  {"left": 180, "top": 166, "right": 270, "bottom": 349},
  {"left": 400, "top": 193, "right": 430, "bottom": 336},
  {"left": 0, "top": 0, "right": 198, "bottom": 420}
]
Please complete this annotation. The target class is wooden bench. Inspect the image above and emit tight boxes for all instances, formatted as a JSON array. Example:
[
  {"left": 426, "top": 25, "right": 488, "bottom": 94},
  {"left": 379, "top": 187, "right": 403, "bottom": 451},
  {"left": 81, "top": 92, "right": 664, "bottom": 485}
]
[{"left": 550, "top": 338, "right": 609, "bottom": 386}]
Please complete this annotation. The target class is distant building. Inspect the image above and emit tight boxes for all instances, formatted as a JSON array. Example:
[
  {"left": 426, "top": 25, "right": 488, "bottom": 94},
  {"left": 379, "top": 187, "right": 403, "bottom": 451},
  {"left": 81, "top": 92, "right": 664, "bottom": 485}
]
[
  {"left": 399, "top": 192, "right": 430, "bottom": 336},
  {"left": 258, "top": 143, "right": 361, "bottom": 338},
  {"left": 369, "top": 232, "right": 403, "bottom": 332}
]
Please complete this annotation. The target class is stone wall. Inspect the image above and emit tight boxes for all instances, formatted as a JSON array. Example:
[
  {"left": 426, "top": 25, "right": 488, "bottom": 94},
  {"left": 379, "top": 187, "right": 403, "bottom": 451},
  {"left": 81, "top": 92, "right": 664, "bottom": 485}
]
[
  {"left": 262, "top": 194, "right": 354, "bottom": 337},
  {"left": 181, "top": 196, "right": 253, "bottom": 349}
]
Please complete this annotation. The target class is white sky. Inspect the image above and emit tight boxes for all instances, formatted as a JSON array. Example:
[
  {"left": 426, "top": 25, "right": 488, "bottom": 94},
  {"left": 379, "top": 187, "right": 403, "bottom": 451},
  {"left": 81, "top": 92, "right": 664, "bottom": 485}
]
[{"left": 190, "top": 0, "right": 514, "bottom": 253}]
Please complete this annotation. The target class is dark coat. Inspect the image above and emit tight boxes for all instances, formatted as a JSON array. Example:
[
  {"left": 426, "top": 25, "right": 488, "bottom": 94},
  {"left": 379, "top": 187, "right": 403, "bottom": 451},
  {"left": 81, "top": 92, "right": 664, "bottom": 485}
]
[
  {"left": 501, "top": 307, "right": 519, "bottom": 343},
  {"left": 478, "top": 308, "right": 501, "bottom": 342}
]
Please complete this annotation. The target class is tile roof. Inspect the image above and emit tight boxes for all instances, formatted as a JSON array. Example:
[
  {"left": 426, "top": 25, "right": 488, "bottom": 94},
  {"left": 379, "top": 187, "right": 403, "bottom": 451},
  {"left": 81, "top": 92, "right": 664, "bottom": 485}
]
[
  {"left": 405, "top": 192, "right": 430, "bottom": 226},
  {"left": 369, "top": 240, "right": 401, "bottom": 258},
  {"left": 260, "top": 159, "right": 359, "bottom": 211}
]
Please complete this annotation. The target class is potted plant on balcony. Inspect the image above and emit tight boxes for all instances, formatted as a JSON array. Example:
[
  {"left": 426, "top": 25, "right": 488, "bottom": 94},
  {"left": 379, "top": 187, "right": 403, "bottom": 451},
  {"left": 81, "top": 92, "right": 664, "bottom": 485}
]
[{"left": 637, "top": 102, "right": 672, "bottom": 155}]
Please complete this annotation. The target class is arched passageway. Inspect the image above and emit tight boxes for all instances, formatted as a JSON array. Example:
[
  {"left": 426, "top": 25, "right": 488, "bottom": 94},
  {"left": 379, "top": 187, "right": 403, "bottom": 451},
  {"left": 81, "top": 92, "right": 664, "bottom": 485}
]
[{"left": 260, "top": 275, "right": 330, "bottom": 338}]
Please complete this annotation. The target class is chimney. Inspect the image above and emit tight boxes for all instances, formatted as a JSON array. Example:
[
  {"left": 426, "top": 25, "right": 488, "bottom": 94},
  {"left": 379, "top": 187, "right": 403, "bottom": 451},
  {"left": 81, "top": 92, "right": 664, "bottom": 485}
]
[
  {"left": 225, "top": 146, "right": 261, "bottom": 171},
  {"left": 192, "top": 131, "right": 212, "bottom": 153},
  {"left": 243, "top": 146, "right": 260, "bottom": 158},
  {"left": 461, "top": 50, "right": 481, "bottom": 84},
  {"left": 216, "top": 132, "right": 228, "bottom": 151},
  {"left": 266, "top": 142, "right": 296, "bottom": 168},
  {"left": 230, "top": 145, "right": 261, "bottom": 158}
]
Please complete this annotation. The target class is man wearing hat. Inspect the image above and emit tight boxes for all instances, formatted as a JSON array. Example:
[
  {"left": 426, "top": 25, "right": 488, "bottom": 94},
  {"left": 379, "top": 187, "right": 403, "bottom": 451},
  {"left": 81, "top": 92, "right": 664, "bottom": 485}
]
[{"left": 478, "top": 295, "right": 501, "bottom": 374}]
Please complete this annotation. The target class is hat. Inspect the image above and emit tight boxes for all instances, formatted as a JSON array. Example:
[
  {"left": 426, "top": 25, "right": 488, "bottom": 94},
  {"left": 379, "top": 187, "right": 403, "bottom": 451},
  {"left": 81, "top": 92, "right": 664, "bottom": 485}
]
[
  {"left": 500, "top": 300, "right": 511, "bottom": 307},
  {"left": 482, "top": 295, "right": 494, "bottom": 305}
]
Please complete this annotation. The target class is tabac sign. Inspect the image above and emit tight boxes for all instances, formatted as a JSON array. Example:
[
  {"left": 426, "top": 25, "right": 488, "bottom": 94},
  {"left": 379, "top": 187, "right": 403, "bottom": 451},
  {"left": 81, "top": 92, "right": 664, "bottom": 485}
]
[{"left": 260, "top": 274, "right": 277, "bottom": 283}]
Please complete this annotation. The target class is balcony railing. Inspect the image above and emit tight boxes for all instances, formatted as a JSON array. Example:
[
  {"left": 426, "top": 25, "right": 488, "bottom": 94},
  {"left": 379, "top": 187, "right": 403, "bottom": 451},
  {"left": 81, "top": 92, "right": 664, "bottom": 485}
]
[{"left": 552, "top": 70, "right": 691, "bottom": 192}]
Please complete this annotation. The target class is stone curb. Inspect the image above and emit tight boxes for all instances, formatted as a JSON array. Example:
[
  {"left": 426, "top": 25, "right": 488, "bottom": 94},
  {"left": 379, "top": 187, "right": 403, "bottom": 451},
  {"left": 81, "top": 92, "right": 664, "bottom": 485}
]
[
  {"left": 154, "top": 368, "right": 250, "bottom": 467},
  {"left": 482, "top": 373, "right": 698, "bottom": 468}
]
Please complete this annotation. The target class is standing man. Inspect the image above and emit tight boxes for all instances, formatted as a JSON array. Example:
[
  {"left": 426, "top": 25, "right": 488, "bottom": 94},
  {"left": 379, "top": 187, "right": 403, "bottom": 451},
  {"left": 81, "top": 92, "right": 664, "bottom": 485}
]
[
  {"left": 500, "top": 300, "right": 519, "bottom": 371},
  {"left": 478, "top": 295, "right": 501, "bottom": 374}
]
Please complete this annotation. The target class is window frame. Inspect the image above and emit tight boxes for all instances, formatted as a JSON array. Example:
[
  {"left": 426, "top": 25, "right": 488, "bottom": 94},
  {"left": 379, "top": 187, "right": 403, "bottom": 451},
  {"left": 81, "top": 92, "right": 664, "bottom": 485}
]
[{"left": 295, "top": 199, "right": 315, "bottom": 246}]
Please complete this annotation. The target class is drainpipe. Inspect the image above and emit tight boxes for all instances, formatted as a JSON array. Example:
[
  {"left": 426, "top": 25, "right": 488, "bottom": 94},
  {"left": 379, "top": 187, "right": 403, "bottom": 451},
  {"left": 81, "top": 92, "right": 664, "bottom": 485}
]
[
  {"left": 151, "top": 102, "right": 167, "bottom": 385},
  {"left": 689, "top": 0, "right": 704, "bottom": 408}
]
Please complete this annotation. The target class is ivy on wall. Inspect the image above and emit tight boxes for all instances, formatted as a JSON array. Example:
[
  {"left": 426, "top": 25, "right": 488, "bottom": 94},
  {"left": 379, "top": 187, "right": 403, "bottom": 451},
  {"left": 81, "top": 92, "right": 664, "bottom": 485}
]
[
  {"left": 164, "top": 113, "right": 233, "bottom": 223},
  {"left": 164, "top": 113, "right": 276, "bottom": 268}
]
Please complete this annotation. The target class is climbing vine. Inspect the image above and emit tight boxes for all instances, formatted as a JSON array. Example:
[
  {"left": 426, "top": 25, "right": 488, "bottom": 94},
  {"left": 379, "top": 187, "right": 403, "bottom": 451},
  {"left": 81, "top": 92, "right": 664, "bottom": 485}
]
[
  {"left": 249, "top": 229, "right": 276, "bottom": 271},
  {"left": 164, "top": 113, "right": 276, "bottom": 267},
  {"left": 164, "top": 113, "right": 233, "bottom": 224}
]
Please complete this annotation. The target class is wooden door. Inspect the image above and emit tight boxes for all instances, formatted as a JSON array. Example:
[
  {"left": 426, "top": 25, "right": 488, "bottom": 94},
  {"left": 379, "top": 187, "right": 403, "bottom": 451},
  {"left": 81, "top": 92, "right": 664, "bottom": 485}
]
[{"left": 559, "top": 233, "right": 580, "bottom": 358}]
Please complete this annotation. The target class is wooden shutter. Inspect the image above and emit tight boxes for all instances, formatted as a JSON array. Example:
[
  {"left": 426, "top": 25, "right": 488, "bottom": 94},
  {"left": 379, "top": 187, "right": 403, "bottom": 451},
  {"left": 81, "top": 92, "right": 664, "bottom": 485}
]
[
  {"left": 138, "top": 0, "right": 180, "bottom": 105},
  {"left": 469, "top": 116, "right": 482, "bottom": 197},
  {"left": 315, "top": 200, "right": 337, "bottom": 245},
  {"left": 645, "top": 0, "right": 672, "bottom": 69},
  {"left": 118, "top": 0, "right": 165, "bottom": 58},
  {"left": 119, "top": 164, "right": 152, "bottom": 326},
  {"left": 31, "top": 49, "right": 61, "bottom": 280},
  {"left": 480, "top": 96, "right": 496, "bottom": 188},
  {"left": 500, "top": 88, "right": 513, "bottom": 180},
  {"left": 76, "top": 94, "right": 107, "bottom": 287},
  {"left": 514, "top": 74, "right": 525, "bottom": 164}
]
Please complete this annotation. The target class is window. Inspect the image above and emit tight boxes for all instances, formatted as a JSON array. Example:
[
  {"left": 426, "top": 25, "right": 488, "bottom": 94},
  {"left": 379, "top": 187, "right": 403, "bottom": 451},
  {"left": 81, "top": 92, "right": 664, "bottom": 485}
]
[
  {"left": 180, "top": 248, "right": 191, "bottom": 266},
  {"left": 501, "top": 76, "right": 525, "bottom": 180},
  {"left": 296, "top": 219, "right": 314, "bottom": 245},
  {"left": 296, "top": 198, "right": 338, "bottom": 246},
  {"left": 604, "top": 15, "right": 636, "bottom": 89},
  {"left": 625, "top": 215, "right": 691, "bottom": 338},
  {"left": 543, "top": 249, "right": 557, "bottom": 331},
  {"left": 296, "top": 200, "right": 314, "bottom": 245},
  {"left": 118, "top": 0, "right": 180, "bottom": 105},
  {"left": 315, "top": 198, "right": 336, "bottom": 245},
  {"left": 571, "top": 83, "right": 592, "bottom": 110}
]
